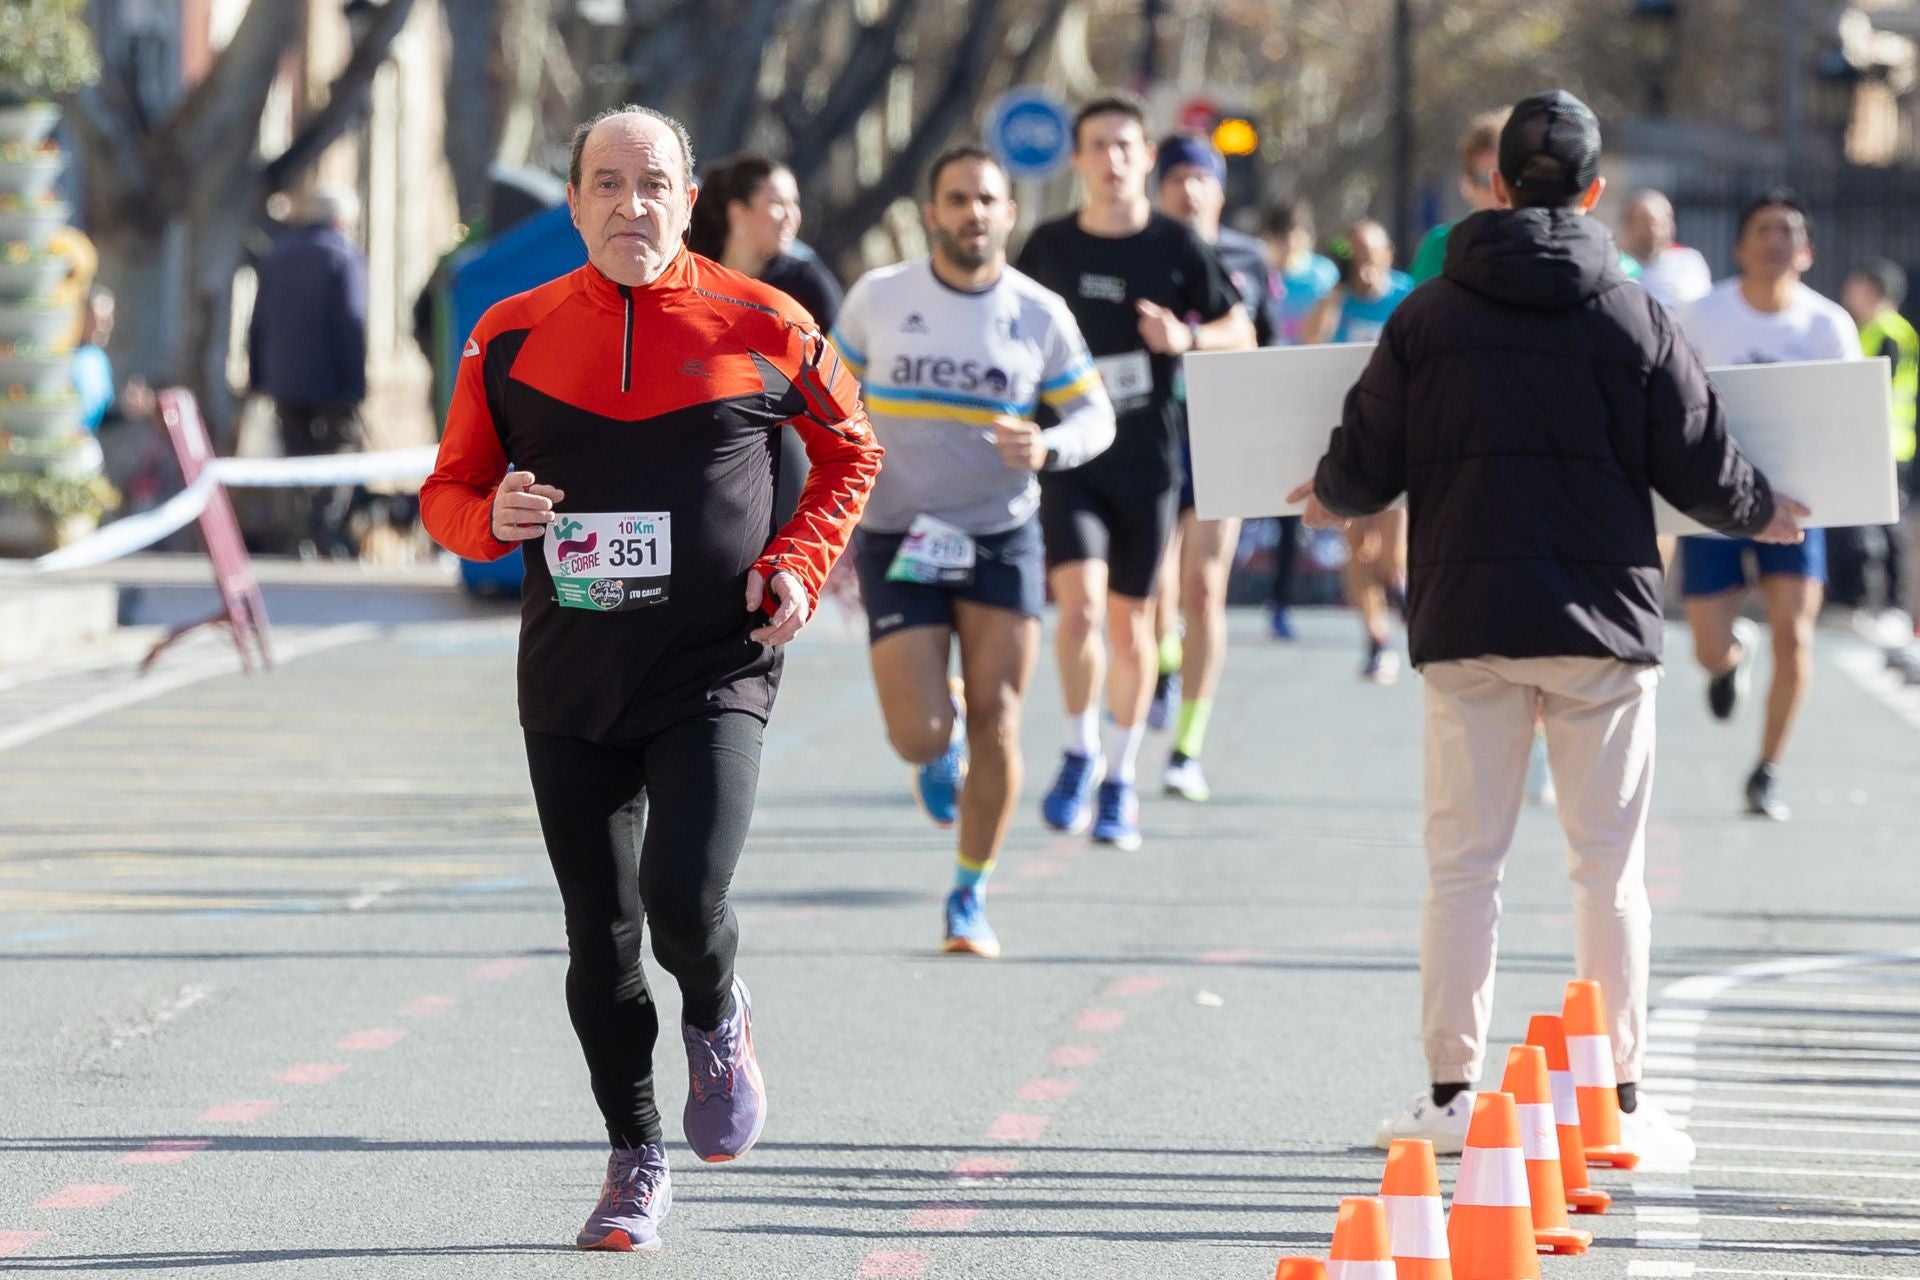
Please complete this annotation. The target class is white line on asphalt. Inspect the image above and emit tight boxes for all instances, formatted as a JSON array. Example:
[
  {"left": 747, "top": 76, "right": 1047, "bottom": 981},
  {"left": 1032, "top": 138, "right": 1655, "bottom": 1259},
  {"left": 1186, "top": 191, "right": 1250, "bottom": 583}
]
[
  {"left": 1679, "top": 1097, "right": 1920, "bottom": 1118},
  {"left": 1688, "top": 1118, "right": 1920, "bottom": 1138},
  {"left": 1687, "top": 1269, "right": 1920, "bottom": 1279},
  {"left": 1832, "top": 642, "right": 1920, "bottom": 732},
  {"left": 1702, "top": 1140, "right": 1920, "bottom": 1160},
  {"left": 1693, "top": 1162, "right": 1920, "bottom": 1182},
  {"left": 0, "top": 625, "right": 375, "bottom": 755},
  {"left": 1645, "top": 1055, "right": 1920, "bottom": 1083},
  {"left": 99, "top": 984, "right": 212, "bottom": 1055},
  {"left": 1643, "top": 1186, "right": 1920, "bottom": 1209},
  {"left": 1648, "top": 1023, "right": 1920, "bottom": 1048},
  {"left": 345, "top": 881, "right": 403, "bottom": 911},
  {"left": 1698, "top": 989, "right": 1920, "bottom": 1009}
]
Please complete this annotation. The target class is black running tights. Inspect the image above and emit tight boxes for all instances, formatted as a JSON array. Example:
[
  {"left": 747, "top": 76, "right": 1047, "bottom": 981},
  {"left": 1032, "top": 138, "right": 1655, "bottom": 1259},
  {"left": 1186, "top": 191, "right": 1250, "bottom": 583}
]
[{"left": 523, "top": 712, "right": 763, "bottom": 1148}]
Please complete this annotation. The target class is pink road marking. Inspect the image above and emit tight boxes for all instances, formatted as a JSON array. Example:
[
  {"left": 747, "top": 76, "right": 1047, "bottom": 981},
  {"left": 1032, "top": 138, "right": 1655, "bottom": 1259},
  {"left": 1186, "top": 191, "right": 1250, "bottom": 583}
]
[
  {"left": 1016, "top": 1077, "right": 1079, "bottom": 1103},
  {"left": 1049, "top": 1044, "right": 1103, "bottom": 1069},
  {"left": 858, "top": 1251, "right": 932, "bottom": 1278},
  {"left": 905, "top": 1204, "right": 981, "bottom": 1231},
  {"left": 198, "top": 1100, "right": 278, "bottom": 1124},
  {"left": 949, "top": 1155, "right": 1018, "bottom": 1181},
  {"left": 274, "top": 1062, "right": 350, "bottom": 1085},
  {"left": 1014, "top": 861, "right": 1067, "bottom": 880},
  {"left": 1074, "top": 1008, "right": 1126, "bottom": 1033},
  {"left": 985, "top": 1113, "right": 1050, "bottom": 1141},
  {"left": 120, "top": 1139, "right": 211, "bottom": 1166},
  {"left": 1196, "top": 947, "right": 1262, "bottom": 966},
  {"left": 33, "top": 1184, "right": 128, "bottom": 1210},
  {"left": 398, "top": 994, "right": 458, "bottom": 1018},
  {"left": 469, "top": 957, "right": 533, "bottom": 981},
  {"left": 0, "top": 1232, "right": 48, "bottom": 1258},
  {"left": 1104, "top": 974, "right": 1168, "bottom": 999},
  {"left": 336, "top": 1028, "right": 407, "bottom": 1052}
]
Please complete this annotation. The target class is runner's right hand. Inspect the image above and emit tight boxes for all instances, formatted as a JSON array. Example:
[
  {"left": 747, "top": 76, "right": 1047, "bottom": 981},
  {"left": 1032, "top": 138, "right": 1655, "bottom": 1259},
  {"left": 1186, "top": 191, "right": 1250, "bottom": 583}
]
[
  {"left": 1752, "top": 492, "right": 1811, "bottom": 546},
  {"left": 492, "top": 470, "right": 567, "bottom": 541}
]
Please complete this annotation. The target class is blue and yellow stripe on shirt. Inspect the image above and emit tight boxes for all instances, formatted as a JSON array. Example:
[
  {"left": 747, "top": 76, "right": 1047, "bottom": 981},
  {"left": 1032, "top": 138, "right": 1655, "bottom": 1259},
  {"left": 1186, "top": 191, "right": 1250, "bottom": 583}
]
[
  {"left": 1040, "top": 359, "right": 1098, "bottom": 407},
  {"left": 863, "top": 384, "right": 1037, "bottom": 427},
  {"left": 828, "top": 328, "right": 867, "bottom": 378}
]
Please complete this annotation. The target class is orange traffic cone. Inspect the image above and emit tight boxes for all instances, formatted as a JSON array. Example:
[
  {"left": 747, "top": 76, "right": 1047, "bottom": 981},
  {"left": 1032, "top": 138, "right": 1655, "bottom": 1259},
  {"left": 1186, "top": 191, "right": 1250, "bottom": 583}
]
[
  {"left": 1379, "top": 1138, "right": 1452, "bottom": 1280},
  {"left": 1526, "top": 1013, "right": 1612, "bottom": 1213},
  {"left": 1329, "top": 1196, "right": 1396, "bottom": 1280},
  {"left": 1446, "top": 1093, "right": 1541, "bottom": 1280},
  {"left": 1276, "top": 1260, "right": 1329, "bottom": 1280},
  {"left": 1562, "top": 979, "right": 1639, "bottom": 1169},
  {"left": 1501, "top": 1045, "right": 1593, "bottom": 1255}
]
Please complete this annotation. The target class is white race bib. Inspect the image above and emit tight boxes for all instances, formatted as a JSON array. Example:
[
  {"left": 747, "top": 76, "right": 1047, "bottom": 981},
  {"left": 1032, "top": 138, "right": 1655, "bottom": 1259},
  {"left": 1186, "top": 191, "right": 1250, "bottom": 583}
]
[
  {"left": 1093, "top": 350, "right": 1153, "bottom": 410},
  {"left": 886, "top": 513, "right": 976, "bottom": 586},
  {"left": 544, "top": 511, "right": 672, "bottom": 612}
]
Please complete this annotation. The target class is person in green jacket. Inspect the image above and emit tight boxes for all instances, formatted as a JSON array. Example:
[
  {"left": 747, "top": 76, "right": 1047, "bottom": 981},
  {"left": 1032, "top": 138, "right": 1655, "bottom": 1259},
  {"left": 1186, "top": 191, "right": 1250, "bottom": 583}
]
[
  {"left": 1839, "top": 258, "right": 1917, "bottom": 625},
  {"left": 1407, "top": 111, "right": 1509, "bottom": 285}
]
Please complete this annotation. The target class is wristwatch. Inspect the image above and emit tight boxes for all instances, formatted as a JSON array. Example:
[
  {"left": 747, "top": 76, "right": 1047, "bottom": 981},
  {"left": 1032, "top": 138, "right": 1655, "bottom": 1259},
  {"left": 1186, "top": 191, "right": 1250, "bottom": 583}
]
[{"left": 1043, "top": 444, "right": 1061, "bottom": 471}]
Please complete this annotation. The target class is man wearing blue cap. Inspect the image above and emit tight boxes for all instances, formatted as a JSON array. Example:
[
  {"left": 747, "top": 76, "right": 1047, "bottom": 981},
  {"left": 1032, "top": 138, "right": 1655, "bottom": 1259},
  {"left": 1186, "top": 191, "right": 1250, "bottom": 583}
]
[{"left": 1150, "top": 133, "right": 1279, "bottom": 801}]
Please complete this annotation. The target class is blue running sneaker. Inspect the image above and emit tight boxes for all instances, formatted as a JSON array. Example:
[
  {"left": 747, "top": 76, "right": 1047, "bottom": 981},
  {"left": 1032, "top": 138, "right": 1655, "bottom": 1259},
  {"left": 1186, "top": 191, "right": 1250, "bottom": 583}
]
[
  {"left": 1269, "top": 604, "right": 1297, "bottom": 640},
  {"left": 1146, "top": 670, "right": 1181, "bottom": 731},
  {"left": 942, "top": 887, "right": 1001, "bottom": 959},
  {"left": 914, "top": 696, "right": 966, "bottom": 827},
  {"left": 1041, "top": 750, "right": 1104, "bottom": 833},
  {"left": 1090, "top": 779, "right": 1142, "bottom": 851}
]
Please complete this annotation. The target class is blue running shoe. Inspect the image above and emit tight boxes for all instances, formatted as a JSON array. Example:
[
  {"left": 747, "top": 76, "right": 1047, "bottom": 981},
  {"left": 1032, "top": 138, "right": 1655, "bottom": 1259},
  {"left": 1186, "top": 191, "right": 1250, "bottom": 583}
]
[
  {"left": 1269, "top": 604, "right": 1297, "bottom": 640},
  {"left": 914, "top": 696, "right": 966, "bottom": 827},
  {"left": 942, "top": 887, "right": 1001, "bottom": 959},
  {"left": 1090, "top": 779, "right": 1142, "bottom": 851},
  {"left": 1146, "top": 670, "right": 1181, "bottom": 731},
  {"left": 576, "top": 1142, "right": 672, "bottom": 1250},
  {"left": 1041, "top": 750, "right": 1104, "bottom": 833}
]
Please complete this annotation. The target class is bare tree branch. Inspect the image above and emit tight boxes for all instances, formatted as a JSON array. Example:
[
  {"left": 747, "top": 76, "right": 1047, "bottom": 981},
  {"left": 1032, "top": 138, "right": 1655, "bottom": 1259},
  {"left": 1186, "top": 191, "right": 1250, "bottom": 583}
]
[
  {"left": 808, "top": 0, "right": 1003, "bottom": 264},
  {"left": 154, "top": 0, "right": 302, "bottom": 167},
  {"left": 262, "top": 0, "right": 420, "bottom": 192},
  {"left": 783, "top": 0, "right": 914, "bottom": 183}
]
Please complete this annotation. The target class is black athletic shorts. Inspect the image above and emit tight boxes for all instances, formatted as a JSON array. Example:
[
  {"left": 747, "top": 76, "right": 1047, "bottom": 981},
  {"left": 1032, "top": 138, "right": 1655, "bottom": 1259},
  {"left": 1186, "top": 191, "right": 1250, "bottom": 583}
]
[
  {"left": 1038, "top": 465, "right": 1180, "bottom": 599},
  {"left": 852, "top": 518, "right": 1046, "bottom": 644}
]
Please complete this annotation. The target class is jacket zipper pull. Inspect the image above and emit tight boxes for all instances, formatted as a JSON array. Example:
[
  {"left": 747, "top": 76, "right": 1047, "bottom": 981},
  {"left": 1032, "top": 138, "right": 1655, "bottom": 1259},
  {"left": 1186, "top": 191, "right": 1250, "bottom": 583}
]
[{"left": 620, "top": 285, "right": 634, "bottom": 393}]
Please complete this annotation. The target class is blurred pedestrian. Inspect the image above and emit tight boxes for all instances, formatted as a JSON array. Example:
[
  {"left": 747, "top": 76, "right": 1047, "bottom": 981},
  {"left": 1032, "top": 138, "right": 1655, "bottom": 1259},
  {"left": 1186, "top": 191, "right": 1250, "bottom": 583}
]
[
  {"left": 247, "top": 185, "right": 369, "bottom": 558},
  {"left": 1406, "top": 111, "right": 1509, "bottom": 285},
  {"left": 1619, "top": 189, "right": 1712, "bottom": 314},
  {"left": 1290, "top": 90, "right": 1800, "bottom": 1158},
  {"left": 687, "top": 155, "right": 841, "bottom": 527},
  {"left": 1304, "top": 219, "right": 1414, "bottom": 683},
  {"left": 1677, "top": 190, "right": 1860, "bottom": 820},
  {"left": 1835, "top": 257, "right": 1916, "bottom": 632}
]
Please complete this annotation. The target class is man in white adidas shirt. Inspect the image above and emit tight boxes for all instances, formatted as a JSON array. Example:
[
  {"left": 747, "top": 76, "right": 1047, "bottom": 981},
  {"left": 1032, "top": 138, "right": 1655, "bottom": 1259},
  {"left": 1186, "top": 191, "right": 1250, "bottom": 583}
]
[
  {"left": 831, "top": 146, "right": 1115, "bottom": 958},
  {"left": 1678, "top": 189, "right": 1861, "bottom": 821}
]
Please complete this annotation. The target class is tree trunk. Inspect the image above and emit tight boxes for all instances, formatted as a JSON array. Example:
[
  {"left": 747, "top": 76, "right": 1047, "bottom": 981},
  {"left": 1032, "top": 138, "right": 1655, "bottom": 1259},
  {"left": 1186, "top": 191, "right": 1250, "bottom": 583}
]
[{"left": 444, "top": 0, "right": 499, "bottom": 223}]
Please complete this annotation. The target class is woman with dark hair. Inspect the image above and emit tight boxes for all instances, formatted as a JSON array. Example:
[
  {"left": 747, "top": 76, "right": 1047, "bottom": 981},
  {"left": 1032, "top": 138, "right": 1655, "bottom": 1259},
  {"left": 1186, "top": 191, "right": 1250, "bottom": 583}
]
[
  {"left": 688, "top": 156, "right": 842, "bottom": 330},
  {"left": 689, "top": 156, "right": 844, "bottom": 525}
]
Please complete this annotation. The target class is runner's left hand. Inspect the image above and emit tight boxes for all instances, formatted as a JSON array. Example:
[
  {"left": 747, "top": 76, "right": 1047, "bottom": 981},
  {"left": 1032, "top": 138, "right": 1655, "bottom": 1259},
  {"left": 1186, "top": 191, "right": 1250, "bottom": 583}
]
[
  {"left": 747, "top": 568, "right": 812, "bottom": 645},
  {"left": 1287, "top": 478, "right": 1350, "bottom": 532}
]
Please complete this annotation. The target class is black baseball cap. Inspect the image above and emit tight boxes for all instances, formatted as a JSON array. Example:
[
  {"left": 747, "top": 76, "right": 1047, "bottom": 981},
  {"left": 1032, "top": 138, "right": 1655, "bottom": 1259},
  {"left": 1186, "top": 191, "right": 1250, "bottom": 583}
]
[{"left": 1498, "top": 90, "right": 1601, "bottom": 200}]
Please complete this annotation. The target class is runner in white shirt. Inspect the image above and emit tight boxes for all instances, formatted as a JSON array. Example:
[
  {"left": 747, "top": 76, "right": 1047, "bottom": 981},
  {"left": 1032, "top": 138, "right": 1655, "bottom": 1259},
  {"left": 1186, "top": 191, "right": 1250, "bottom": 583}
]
[
  {"left": 1620, "top": 189, "right": 1713, "bottom": 314},
  {"left": 832, "top": 146, "right": 1116, "bottom": 957},
  {"left": 1677, "top": 190, "right": 1858, "bottom": 820}
]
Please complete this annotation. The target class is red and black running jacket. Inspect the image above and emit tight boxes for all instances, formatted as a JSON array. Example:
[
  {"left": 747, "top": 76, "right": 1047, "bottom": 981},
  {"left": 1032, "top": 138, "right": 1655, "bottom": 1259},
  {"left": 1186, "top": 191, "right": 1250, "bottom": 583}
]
[{"left": 422, "top": 250, "right": 883, "bottom": 742}]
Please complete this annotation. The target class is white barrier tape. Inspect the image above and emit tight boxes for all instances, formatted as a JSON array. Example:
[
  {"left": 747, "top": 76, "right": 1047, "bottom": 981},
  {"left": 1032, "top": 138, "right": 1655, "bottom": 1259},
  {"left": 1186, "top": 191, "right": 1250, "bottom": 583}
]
[
  {"left": 0, "top": 471, "right": 218, "bottom": 576},
  {"left": 0, "top": 445, "right": 441, "bottom": 576},
  {"left": 211, "top": 445, "right": 439, "bottom": 489}
]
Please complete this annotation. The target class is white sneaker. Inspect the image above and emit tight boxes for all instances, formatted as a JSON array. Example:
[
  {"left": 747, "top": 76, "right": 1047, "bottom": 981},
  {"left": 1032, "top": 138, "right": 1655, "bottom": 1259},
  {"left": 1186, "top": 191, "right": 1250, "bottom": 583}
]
[
  {"left": 1621, "top": 1095, "right": 1696, "bottom": 1170},
  {"left": 1161, "top": 755, "right": 1211, "bottom": 802},
  {"left": 1374, "top": 1089, "right": 1474, "bottom": 1154},
  {"left": 1524, "top": 733, "right": 1555, "bottom": 807}
]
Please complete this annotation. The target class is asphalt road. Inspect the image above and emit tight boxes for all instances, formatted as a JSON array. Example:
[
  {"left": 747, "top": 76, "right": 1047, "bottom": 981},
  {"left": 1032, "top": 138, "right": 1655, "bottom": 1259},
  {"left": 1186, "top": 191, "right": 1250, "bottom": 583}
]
[{"left": 1, "top": 597, "right": 1916, "bottom": 1278}]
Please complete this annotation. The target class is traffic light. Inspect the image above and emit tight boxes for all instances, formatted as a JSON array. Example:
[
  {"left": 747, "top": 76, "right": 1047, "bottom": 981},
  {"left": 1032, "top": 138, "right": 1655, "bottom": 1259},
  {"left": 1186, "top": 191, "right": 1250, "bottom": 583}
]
[{"left": 1211, "top": 116, "right": 1258, "bottom": 157}]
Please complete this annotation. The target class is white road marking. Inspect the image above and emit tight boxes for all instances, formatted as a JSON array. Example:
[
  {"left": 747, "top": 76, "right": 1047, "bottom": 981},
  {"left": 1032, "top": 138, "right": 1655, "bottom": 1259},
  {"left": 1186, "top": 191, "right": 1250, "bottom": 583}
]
[{"left": 0, "top": 625, "right": 375, "bottom": 755}]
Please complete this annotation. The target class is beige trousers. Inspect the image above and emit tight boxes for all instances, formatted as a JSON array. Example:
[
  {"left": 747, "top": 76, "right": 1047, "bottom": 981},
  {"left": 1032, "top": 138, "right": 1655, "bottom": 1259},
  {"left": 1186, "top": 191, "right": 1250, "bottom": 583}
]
[{"left": 1421, "top": 656, "right": 1658, "bottom": 1085}]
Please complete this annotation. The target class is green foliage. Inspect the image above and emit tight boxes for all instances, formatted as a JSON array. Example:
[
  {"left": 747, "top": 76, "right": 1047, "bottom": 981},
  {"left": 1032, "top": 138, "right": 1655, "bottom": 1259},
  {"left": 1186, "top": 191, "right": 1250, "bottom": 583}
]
[
  {"left": 0, "top": 468, "right": 116, "bottom": 522},
  {"left": 0, "top": 0, "right": 101, "bottom": 101}
]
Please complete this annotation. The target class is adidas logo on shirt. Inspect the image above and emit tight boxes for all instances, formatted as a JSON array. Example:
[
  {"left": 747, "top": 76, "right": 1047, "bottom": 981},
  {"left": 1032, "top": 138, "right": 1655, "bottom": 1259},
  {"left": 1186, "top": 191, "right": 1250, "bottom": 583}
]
[{"left": 900, "top": 313, "right": 929, "bottom": 334}]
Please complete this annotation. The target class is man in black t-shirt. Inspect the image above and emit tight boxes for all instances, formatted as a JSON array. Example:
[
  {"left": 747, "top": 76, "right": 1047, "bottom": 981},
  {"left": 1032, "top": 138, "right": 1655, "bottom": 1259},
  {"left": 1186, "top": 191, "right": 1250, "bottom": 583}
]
[{"left": 1014, "top": 95, "right": 1251, "bottom": 851}]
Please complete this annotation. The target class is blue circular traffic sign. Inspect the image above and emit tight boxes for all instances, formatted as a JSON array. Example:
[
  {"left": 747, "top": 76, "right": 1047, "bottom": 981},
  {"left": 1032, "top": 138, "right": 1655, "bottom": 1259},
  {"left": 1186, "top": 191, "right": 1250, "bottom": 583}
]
[{"left": 987, "top": 88, "right": 1072, "bottom": 181}]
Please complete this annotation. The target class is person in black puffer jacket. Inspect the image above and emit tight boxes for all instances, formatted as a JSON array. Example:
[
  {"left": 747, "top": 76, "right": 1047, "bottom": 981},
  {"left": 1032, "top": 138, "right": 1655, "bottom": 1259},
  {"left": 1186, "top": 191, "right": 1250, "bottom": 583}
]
[{"left": 1292, "top": 92, "right": 1809, "bottom": 1159}]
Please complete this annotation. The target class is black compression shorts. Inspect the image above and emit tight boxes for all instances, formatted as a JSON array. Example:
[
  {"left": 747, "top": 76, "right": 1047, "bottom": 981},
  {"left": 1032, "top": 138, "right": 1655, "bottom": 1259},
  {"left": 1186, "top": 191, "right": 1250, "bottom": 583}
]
[{"left": 1038, "top": 466, "right": 1179, "bottom": 599}]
